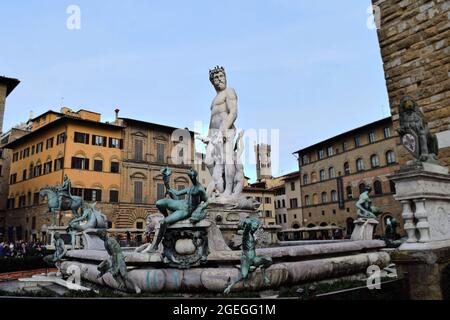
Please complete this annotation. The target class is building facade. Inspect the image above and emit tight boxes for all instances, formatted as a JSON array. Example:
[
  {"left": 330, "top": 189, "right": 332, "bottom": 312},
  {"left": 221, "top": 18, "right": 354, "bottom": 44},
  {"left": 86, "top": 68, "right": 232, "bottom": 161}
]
[
  {"left": 372, "top": 0, "right": 450, "bottom": 167},
  {"left": 2, "top": 108, "right": 196, "bottom": 242},
  {"left": 294, "top": 117, "right": 403, "bottom": 237},
  {"left": 241, "top": 184, "right": 276, "bottom": 225}
]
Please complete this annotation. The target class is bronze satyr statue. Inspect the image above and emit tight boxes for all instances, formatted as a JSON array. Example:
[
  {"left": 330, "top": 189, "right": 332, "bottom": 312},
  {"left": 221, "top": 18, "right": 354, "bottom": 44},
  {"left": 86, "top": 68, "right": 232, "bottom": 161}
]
[
  {"left": 397, "top": 96, "right": 439, "bottom": 163},
  {"left": 356, "top": 185, "right": 382, "bottom": 220},
  {"left": 224, "top": 216, "right": 272, "bottom": 294},
  {"left": 149, "top": 167, "right": 208, "bottom": 252},
  {"left": 44, "top": 232, "right": 67, "bottom": 273}
]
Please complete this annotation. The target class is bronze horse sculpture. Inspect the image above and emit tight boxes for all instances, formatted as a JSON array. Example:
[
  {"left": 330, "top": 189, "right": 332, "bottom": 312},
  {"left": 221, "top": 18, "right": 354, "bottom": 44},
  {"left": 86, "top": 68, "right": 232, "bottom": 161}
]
[{"left": 39, "top": 186, "right": 83, "bottom": 226}]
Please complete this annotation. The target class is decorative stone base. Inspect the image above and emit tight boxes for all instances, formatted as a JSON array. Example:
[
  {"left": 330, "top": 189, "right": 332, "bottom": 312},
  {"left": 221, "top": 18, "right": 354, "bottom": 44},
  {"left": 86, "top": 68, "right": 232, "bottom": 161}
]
[{"left": 350, "top": 219, "right": 379, "bottom": 241}]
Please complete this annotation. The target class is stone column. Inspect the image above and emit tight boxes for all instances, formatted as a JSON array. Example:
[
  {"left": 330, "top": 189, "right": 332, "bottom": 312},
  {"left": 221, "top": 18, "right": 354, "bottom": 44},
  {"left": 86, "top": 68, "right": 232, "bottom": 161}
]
[{"left": 389, "top": 163, "right": 450, "bottom": 299}]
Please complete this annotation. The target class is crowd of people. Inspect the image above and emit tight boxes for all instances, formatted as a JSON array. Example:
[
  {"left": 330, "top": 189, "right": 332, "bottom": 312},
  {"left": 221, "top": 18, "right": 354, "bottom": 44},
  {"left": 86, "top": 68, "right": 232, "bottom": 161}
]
[{"left": 0, "top": 241, "right": 47, "bottom": 258}]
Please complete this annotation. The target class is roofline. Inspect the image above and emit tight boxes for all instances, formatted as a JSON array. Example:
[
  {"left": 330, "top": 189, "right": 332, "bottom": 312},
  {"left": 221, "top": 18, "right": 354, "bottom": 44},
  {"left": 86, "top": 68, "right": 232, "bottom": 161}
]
[
  {"left": 29, "top": 110, "right": 64, "bottom": 122},
  {"left": 293, "top": 116, "right": 392, "bottom": 155},
  {"left": 0, "top": 76, "right": 20, "bottom": 97},
  {"left": 119, "top": 117, "right": 195, "bottom": 135},
  {"left": 3, "top": 116, "right": 123, "bottom": 149}
]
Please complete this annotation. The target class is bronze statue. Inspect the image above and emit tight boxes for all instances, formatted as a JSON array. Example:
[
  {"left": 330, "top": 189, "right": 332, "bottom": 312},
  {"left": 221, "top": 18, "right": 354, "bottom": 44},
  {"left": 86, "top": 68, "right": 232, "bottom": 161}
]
[
  {"left": 356, "top": 185, "right": 382, "bottom": 220},
  {"left": 68, "top": 202, "right": 108, "bottom": 232},
  {"left": 224, "top": 216, "right": 272, "bottom": 294},
  {"left": 44, "top": 232, "right": 67, "bottom": 273},
  {"left": 397, "top": 96, "right": 439, "bottom": 163},
  {"left": 149, "top": 167, "right": 208, "bottom": 252}
]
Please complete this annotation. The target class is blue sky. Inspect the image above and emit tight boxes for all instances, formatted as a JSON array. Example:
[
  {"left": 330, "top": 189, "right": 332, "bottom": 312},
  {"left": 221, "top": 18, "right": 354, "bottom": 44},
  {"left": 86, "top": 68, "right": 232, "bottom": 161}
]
[{"left": 0, "top": 1, "right": 390, "bottom": 182}]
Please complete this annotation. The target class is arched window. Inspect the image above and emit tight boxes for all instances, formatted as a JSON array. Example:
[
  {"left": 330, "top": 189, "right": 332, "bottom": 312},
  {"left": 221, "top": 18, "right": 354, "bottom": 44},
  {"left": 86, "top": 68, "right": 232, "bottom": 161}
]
[
  {"left": 329, "top": 167, "right": 336, "bottom": 179},
  {"left": 346, "top": 186, "right": 353, "bottom": 199},
  {"left": 303, "top": 174, "right": 309, "bottom": 185},
  {"left": 331, "top": 190, "right": 338, "bottom": 202},
  {"left": 311, "top": 172, "right": 317, "bottom": 183},
  {"left": 304, "top": 195, "right": 311, "bottom": 206},
  {"left": 374, "top": 180, "right": 383, "bottom": 195},
  {"left": 344, "top": 162, "right": 351, "bottom": 175},
  {"left": 386, "top": 150, "right": 396, "bottom": 164},
  {"left": 359, "top": 183, "right": 366, "bottom": 195},
  {"left": 319, "top": 170, "right": 326, "bottom": 181},
  {"left": 390, "top": 181, "right": 396, "bottom": 193},
  {"left": 356, "top": 158, "right": 365, "bottom": 172},
  {"left": 370, "top": 154, "right": 380, "bottom": 168},
  {"left": 312, "top": 193, "right": 318, "bottom": 205},
  {"left": 321, "top": 192, "right": 328, "bottom": 203}
]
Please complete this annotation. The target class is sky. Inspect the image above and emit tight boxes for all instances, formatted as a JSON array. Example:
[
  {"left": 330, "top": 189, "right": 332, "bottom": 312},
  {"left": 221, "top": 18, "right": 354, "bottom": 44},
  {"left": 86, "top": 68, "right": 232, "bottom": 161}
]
[{"left": 0, "top": 1, "right": 390, "bottom": 182}]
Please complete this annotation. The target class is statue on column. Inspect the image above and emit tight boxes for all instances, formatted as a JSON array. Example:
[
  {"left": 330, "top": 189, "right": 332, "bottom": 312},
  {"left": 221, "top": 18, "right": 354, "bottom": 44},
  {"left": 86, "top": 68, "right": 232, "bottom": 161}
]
[{"left": 397, "top": 96, "right": 439, "bottom": 163}]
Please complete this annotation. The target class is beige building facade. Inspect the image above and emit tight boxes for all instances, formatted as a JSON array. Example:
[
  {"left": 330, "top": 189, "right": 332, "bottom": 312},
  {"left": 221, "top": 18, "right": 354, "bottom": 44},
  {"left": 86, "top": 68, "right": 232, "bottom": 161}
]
[{"left": 295, "top": 117, "right": 403, "bottom": 237}]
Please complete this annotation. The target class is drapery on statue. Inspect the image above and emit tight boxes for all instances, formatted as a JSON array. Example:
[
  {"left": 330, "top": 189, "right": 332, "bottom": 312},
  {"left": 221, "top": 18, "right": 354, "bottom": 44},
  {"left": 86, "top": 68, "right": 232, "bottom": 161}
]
[
  {"left": 224, "top": 216, "right": 272, "bottom": 294},
  {"left": 198, "top": 66, "right": 245, "bottom": 202},
  {"left": 44, "top": 232, "right": 67, "bottom": 274},
  {"left": 40, "top": 175, "right": 83, "bottom": 225},
  {"left": 397, "top": 96, "right": 439, "bottom": 163},
  {"left": 356, "top": 185, "right": 382, "bottom": 220},
  {"left": 149, "top": 167, "right": 209, "bottom": 252}
]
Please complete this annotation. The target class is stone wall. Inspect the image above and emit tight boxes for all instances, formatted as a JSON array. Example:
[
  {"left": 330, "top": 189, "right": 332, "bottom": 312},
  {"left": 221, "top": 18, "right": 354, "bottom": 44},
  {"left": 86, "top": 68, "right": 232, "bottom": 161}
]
[{"left": 372, "top": 0, "right": 450, "bottom": 166}]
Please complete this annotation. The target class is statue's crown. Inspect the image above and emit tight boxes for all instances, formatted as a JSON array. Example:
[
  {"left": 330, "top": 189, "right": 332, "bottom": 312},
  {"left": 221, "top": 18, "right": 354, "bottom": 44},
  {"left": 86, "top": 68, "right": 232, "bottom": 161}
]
[{"left": 209, "top": 65, "right": 225, "bottom": 79}]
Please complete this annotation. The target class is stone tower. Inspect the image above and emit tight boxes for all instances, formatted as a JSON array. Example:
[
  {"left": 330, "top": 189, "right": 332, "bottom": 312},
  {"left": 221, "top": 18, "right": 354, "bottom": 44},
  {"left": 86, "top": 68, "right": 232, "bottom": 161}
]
[
  {"left": 0, "top": 76, "right": 20, "bottom": 133},
  {"left": 255, "top": 143, "right": 272, "bottom": 181}
]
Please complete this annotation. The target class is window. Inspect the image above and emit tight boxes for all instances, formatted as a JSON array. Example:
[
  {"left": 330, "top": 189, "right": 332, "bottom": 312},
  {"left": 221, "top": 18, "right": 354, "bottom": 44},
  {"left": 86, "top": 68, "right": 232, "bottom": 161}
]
[
  {"left": 31, "top": 146, "right": 35, "bottom": 155},
  {"left": 371, "top": 154, "right": 380, "bottom": 168},
  {"left": 44, "top": 161, "right": 52, "bottom": 174},
  {"left": 134, "top": 181, "right": 143, "bottom": 203},
  {"left": 10, "top": 173, "right": 17, "bottom": 184},
  {"left": 46, "top": 137, "right": 54, "bottom": 149},
  {"left": 57, "top": 132, "right": 66, "bottom": 145},
  {"left": 359, "top": 183, "right": 366, "bottom": 195},
  {"left": 303, "top": 174, "right": 309, "bottom": 185},
  {"left": 7, "top": 198, "right": 15, "bottom": 209},
  {"left": 12, "top": 152, "right": 18, "bottom": 162},
  {"left": 156, "top": 143, "right": 165, "bottom": 163},
  {"left": 93, "top": 159, "right": 103, "bottom": 172},
  {"left": 156, "top": 183, "right": 165, "bottom": 200},
  {"left": 327, "top": 146, "right": 334, "bottom": 157},
  {"left": 135, "top": 139, "right": 143, "bottom": 161},
  {"left": 92, "top": 135, "right": 107, "bottom": 147},
  {"left": 282, "top": 199, "right": 285, "bottom": 207},
  {"left": 54, "top": 157, "right": 64, "bottom": 171},
  {"left": 265, "top": 197, "right": 271, "bottom": 204},
  {"left": 356, "top": 158, "right": 365, "bottom": 172},
  {"left": 109, "top": 138, "right": 122, "bottom": 149},
  {"left": 344, "top": 162, "right": 351, "bottom": 175},
  {"left": 33, "top": 192, "right": 40, "bottom": 205},
  {"left": 383, "top": 127, "right": 391, "bottom": 139},
  {"left": 304, "top": 195, "right": 311, "bottom": 206},
  {"left": 331, "top": 190, "right": 338, "bottom": 202},
  {"left": 329, "top": 167, "right": 336, "bottom": 179},
  {"left": 321, "top": 192, "right": 328, "bottom": 203},
  {"left": 374, "top": 180, "right": 383, "bottom": 195},
  {"left": 386, "top": 150, "right": 396, "bottom": 164},
  {"left": 319, "top": 170, "right": 326, "bottom": 181},
  {"left": 74, "top": 132, "right": 90, "bottom": 144},
  {"left": 22, "top": 169, "right": 27, "bottom": 181},
  {"left": 302, "top": 155, "right": 310, "bottom": 165},
  {"left": 311, "top": 172, "right": 317, "bottom": 183},
  {"left": 290, "top": 198, "right": 298, "bottom": 208},
  {"left": 354, "top": 135, "right": 361, "bottom": 147},
  {"left": 312, "top": 193, "right": 318, "bottom": 205},
  {"left": 84, "top": 189, "right": 102, "bottom": 202},
  {"left": 318, "top": 149, "right": 325, "bottom": 160},
  {"left": 109, "top": 190, "right": 119, "bottom": 203},
  {"left": 283, "top": 214, "right": 287, "bottom": 223},
  {"left": 0, "top": 165, "right": 2, "bottom": 176},
  {"left": 290, "top": 182, "right": 295, "bottom": 191},
  {"left": 346, "top": 186, "right": 353, "bottom": 199},
  {"left": 201, "top": 162, "right": 206, "bottom": 171},
  {"left": 342, "top": 141, "right": 349, "bottom": 151},
  {"left": 23, "top": 147, "right": 30, "bottom": 158},
  {"left": 72, "top": 188, "right": 83, "bottom": 197},
  {"left": 265, "top": 210, "right": 272, "bottom": 218},
  {"left": 19, "top": 195, "right": 26, "bottom": 208},
  {"left": 71, "top": 157, "right": 89, "bottom": 170},
  {"left": 368, "top": 131, "right": 376, "bottom": 143},
  {"left": 36, "top": 142, "right": 43, "bottom": 153},
  {"left": 34, "top": 165, "right": 42, "bottom": 177},
  {"left": 29, "top": 164, "right": 34, "bottom": 179},
  {"left": 110, "top": 161, "right": 119, "bottom": 173}
]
